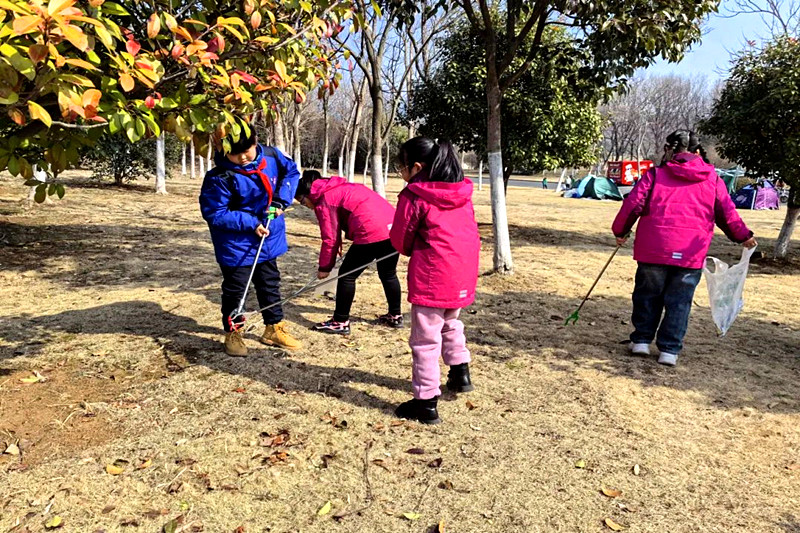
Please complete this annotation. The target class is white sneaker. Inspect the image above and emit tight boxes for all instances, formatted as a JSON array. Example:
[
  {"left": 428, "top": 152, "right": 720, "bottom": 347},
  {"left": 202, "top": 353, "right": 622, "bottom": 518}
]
[
  {"left": 630, "top": 343, "right": 651, "bottom": 356},
  {"left": 658, "top": 352, "right": 678, "bottom": 366}
]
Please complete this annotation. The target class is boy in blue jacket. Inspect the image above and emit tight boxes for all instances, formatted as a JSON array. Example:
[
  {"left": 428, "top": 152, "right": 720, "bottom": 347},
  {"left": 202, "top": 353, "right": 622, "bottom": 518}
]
[{"left": 199, "top": 121, "right": 302, "bottom": 356}]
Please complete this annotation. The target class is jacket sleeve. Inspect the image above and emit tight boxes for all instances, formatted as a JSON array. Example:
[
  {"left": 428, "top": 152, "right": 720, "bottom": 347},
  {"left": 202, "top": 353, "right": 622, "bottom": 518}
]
[
  {"left": 612, "top": 168, "right": 655, "bottom": 237},
  {"left": 199, "top": 173, "right": 260, "bottom": 232},
  {"left": 390, "top": 190, "right": 421, "bottom": 256},
  {"left": 272, "top": 148, "right": 300, "bottom": 209},
  {"left": 315, "top": 202, "right": 342, "bottom": 272},
  {"left": 713, "top": 177, "right": 753, "bottom": 243}
]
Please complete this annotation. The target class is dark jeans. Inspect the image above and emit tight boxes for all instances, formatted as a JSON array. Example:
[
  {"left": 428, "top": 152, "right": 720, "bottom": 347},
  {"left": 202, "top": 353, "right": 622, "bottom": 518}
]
[
  {"left": 333, "top": 239, "right": 401, "bottom": 322},
  {"left": 631, "top": 262, "right": 702, "bottom": 354},
  {"left": 220, "top": 259, "right": 283, "bottom": 332}
]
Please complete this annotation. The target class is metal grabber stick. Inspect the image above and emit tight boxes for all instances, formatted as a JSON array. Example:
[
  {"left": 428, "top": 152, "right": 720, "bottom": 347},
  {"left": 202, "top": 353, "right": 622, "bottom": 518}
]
[
  {"left": 565, "top": 239, "right": 626, "bottom": 326},
  {"left": 232, "top": 214, "right": 273, "bottom": 325}
]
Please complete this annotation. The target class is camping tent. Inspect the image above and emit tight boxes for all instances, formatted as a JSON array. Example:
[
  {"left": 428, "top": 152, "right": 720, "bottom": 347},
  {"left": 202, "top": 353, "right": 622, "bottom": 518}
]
[
  {"left": 731, "top": 180, "right": 780, "bottom": 210},
  {"left": 572, "top": 175, "right": 623, "bottom": 201},
  {"left": 716, "top": 167, "right": 744, "bottom": 195}
]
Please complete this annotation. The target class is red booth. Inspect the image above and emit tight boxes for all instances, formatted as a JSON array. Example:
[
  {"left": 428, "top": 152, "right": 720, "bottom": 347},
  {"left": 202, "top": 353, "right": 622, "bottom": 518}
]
[{"left": 607, "top": 160, "right": 654, "bottom": 186}]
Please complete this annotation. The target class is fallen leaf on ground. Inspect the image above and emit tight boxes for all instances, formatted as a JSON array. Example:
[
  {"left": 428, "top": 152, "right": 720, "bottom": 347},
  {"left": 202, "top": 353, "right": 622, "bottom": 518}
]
[
  {"left": 143, "top": 509, "right": 169, "bottom": 519},
  {"left": 390, "top": 420, "right": 404, "bottom": 427},
  {"left": 602, "top": 486, "right": 623, "bottom": 498},
  {"left": 4, "top": 442, "right": 20, "bottom": 456},
  {"left": 233, "top": 387, "right": 246, "bottom": 393},
  {"left": 469, "top": 424, "right": 482, "bottom": 431},
  {"left": 604, "top": 517, "right": 625, "bottom": 531},
  {"left": 175, "top": 439, "right": 188, "bottom": 446},
  {"left": 119, "top": 517, "right": 140, "bottom": 527},
  {"left": 372, "top": 458, "right": 390, "bottom": 471},
  {"left": 575, "top": 459, "right": 586, "bottom": 469},
  {"left": 435, "top": 519, "right": 446, "bottom": 532},
  {"left": 428, "top": 458, "right": 443, "bottom": 468},
  {"left": 402, "top": 512, "right": 420, "bottom": 521},
  {"left": 106, "top": 464, "right": 124, "bottom": 475},
  {"left": 465, "top": 400, "right": 477, "bottom": 410},
  {"left": 19, "top": 371, "right": 45, "bottom": 384},
  {"left": 406, "top": 448, "right": 425, "bottom": 455},
  {"left": 167, "top": 481, "right": 183, "bottom": 494},
  {"left": 633, "top": 464, "right": 641, "bottom": 476},
  {"left": 102, "top": 505, "right": 115, "bottom": 514},
  {"left": 340, "top": 341, "right": 357, "bottom": 348},
  {"left": 438, "top": 480, "right": 454, "bottom": 490},
  {"left": 162, "top": 516, "right": 184, "bottom": 533},
  {"left": 190, "top": 523, "right": 204, "bottom": 532},
  {"left": 787, "top": 464, "right": 800, "bottom": 471},
  {"left": 138, "top": 459, "right": 152, "bottom": 469},
  {"left": 234, "top": 526, "right": 245, "bottom": 533},
  {"left": 317, "top": 501, "right": 332, "bottom": 516},
  {"left": 44, "top": 516, "right": 63, "bottom": 529}
]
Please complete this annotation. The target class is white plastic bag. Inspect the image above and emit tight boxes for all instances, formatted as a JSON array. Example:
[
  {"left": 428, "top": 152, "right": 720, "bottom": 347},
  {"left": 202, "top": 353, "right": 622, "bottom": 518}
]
[
  {"left": 313, "top": 265, "right": 339, "bottom": 298},
  {"left": 703, "top": 246, "right": 756, "bottom": 336}
]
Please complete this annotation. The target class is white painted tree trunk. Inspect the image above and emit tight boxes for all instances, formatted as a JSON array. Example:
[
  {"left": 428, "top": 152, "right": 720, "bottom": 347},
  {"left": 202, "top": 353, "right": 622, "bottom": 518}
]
[
  {"left": 190, "top": 139, "right": 196, "bottom": 179},
  {"left": 273, "top": 108, "right": 287, "bottom": 153},
  {"left": 181, "top": 144, "right": 187, "bottom": 175},
  {"left": 383, "top": 140, "right": 390, "bottom": 185},
  {"left": 206, "top": 135, "right": 213, "bottom": 170},
  {"left": 555, "top": 168, "right": 567, "bottom": 192},
  {"left": 489, "top": 151, "right": 513, "bottom": 272},
  {"left": 478, "top": 159, "right": 483, "bottom": 191},
  {"left": 774, "top": 206, "right": 800, "bottom": 258},
  {"left": 198, "top": 155, "right": 205, "bottom": 175},
  {"left": 322, "top": 95, "right": 330, "bottom": 176},
  {"left": 364, "top": 150, "right": 371, "bottom": 185},
  {"left": 292, "top": 102, "right": 302, "bottom": 171},
  {"left": 155, "top": 133, "right": 167, "bottom": 195}
]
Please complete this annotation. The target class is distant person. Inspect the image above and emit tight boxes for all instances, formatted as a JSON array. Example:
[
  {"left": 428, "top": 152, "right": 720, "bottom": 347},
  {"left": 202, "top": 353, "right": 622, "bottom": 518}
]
[
  {"left": 612, "top": 130, "right": 757, "bottom": 367},
  {"left": 390, "top": 137, "right": 480, "bottom": 424},
  {"left": 199, "top": 120, "right": 303, "bottom": 356},
  {"left": 294, "top": 170, "right": 402, "bottom": 335},
  {"left": 542, "top": 177, "right": 548, "bottom": 189}
]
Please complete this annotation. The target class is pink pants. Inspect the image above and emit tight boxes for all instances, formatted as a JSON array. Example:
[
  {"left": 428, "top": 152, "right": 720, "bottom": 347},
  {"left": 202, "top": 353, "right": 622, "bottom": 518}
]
[{"left": 410, "top": 304, "right": 471, "bottom": 400}]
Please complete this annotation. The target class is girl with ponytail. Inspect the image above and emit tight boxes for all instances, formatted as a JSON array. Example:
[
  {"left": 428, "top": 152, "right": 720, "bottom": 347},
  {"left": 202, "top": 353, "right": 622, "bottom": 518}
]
[{"left": 389, "top": 137, "right": 481, "bottom": 424}]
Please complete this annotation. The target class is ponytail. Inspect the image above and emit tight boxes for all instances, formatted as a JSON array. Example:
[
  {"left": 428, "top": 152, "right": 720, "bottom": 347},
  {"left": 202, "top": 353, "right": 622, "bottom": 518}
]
[
  {"left": 397, "top": 136, "right": 464, "bottom": 183},
  {"left": 295, "top": 169, "right": 322, "bottom": 200}
]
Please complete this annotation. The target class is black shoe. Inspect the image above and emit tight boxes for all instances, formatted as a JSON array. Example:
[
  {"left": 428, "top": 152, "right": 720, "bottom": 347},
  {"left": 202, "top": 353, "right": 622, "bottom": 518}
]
[
  {"left": 446, "top": 363, "right": 475, "bottom": 393},
  {"left": 312, "top": 318, "right": 350, "bottom": 335},
  {"left": 377, "top": 313, "right": 404, "bottom": 328},
  {"left": 394, "top": 397, "right": 441, "bottom": 425}
]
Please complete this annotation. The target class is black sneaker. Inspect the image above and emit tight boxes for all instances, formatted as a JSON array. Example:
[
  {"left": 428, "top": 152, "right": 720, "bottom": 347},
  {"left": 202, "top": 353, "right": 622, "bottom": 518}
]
[
  {"left": 377, "top": 313, "right": 404, "bottom": 328},
  {"left": 312, "top": 319, "right": 350, "bottom": 335},
  {"left": 395, "top": 397, "right": 441, "bottom": 425},
  {"left": 446, "top": 363, "right": 475, "bottom": 393}
]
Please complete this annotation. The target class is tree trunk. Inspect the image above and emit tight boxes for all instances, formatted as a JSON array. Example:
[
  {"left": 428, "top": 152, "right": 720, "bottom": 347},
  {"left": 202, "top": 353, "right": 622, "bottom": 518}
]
[
  {"left": 190, "top": 139, "right": 196, "bottom": 179},
  {"left": 485, "top": 48, "right": 513, "bottom": 273},
  {"left": 337, "top": 133, "right": 347, "bottom": 178},
  {"left": 364, "top": 149, "right": 371, "bottom": 185},
  {"left": 155, "top": 132, "right": 167, "bottom": 195},
  {"left": 369, "top": 83, "right": 385, "bottom": 197},
  {"left": 198, "top": 154, "right": 205, "bottom": 175},
  {"left": 273, "top": 107, "right": 287, "bottom": 153},
  {"left": 775, "top": 191, "right": 800, "bottom": 258},
  {"left": 384, "top": 139, "right": 390, "bottom": 185},
  {"left": 181, "top": 143, "right": 187, "bottom": 175},
  {"left": 207, "top": 135, "right": 213, "bottom": 170},
  {"left": 478, "top": 159, "right": 483, "bottom": 191},
  {"left": 322, "top": 94, "right": 330, "bottom": 176}
]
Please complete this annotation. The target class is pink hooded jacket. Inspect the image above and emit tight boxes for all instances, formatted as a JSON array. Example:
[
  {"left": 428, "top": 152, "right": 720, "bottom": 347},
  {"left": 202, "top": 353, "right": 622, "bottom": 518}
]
[
  {"left": 309, "top": 176, "right": 395, "bottom": 272},
  {"left": 390, "top": 177, "right": 480, "bottom": 309},
  {"left": 612, "top": 153, "right": 752, "bottom": 269}
]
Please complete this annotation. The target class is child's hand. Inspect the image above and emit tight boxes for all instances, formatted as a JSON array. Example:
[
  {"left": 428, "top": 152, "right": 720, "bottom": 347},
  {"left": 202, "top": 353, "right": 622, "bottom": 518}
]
[
  {"left": 255, "top": 224, "right": 270, "bottom": 237},
  {"left": 616, "top": 236, "right": 628, "bottom": 246},
  {"left": 742, "top": 236, "right": 758, "bottom": 249},
  {"left": 317, "top": 270, "right": 330, "bottom": 280}
]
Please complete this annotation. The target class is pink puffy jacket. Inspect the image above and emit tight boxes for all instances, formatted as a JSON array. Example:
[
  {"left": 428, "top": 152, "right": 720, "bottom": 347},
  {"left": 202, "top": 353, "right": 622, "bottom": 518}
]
[
  {"left": 309, "top": 176, "right": 395, "bottom": 272},
  {"left": 612, "top": 153, "right": 752, "bottom": 269},
  {"left": 390, "top": 177, "right": 480, "bottom": 308}
]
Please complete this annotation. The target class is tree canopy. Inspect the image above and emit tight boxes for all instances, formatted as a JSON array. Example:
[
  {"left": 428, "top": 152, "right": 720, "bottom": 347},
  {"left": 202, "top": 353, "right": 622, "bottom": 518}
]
[
  {"left": 406, "top": 22, "right": 603, "bottom": 177},
  {"left": 0, "top": 0, "right": 353, "bottom": 190}
]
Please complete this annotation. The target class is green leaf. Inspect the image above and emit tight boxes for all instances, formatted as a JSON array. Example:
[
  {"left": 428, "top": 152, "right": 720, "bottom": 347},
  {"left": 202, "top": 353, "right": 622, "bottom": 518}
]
[
  {"left": 134, "top": 117, "right": 146, "bottom": 138},
  {"left": 23, "top": 178, "right": 40, "bottom": 186},
  {"left": 317, "top": 501, "right": 332, "bottom": 516},
  {"left": 34, "top": 183, "right": 46, "bottom": 203},
  {"left": 402, "top": 512, "right": 421, "bottom": 521},
  {"left": 0, "top": 43, "right": 36, "bottom": 80},
  {"left": 48, "top": 183, "right": 56, "bottom": 196},
  {"left": 101, "top": 2, "right": 129, "bottom": 15},
  {"left": 0, "top": 92, "right": 19, "bottom": 105},
  {"left": 8, "top": 156, "right": 19, "bottom": 176},
  {"left": 158, "top": 97, "right": 178, "bottom": 110},
  {"left": 56, "top": 183, "right": 65, "bottom": 199}
]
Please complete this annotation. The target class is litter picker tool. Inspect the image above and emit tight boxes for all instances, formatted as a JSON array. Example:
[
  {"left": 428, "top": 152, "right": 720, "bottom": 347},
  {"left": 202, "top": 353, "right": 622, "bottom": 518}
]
[{"left": 565, "top": 241, "right": 624, "bottom": 326}]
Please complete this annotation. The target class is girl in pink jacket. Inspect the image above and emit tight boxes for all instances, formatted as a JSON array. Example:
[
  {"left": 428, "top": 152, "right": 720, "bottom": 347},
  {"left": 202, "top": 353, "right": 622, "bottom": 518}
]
[
  {"left": 295, "top": 171, "right": 401, "bottom": 335},
  {"left": 390, "top": 137, "right": 480, "bottom": 424},
  {"left": 612, "top": 131, "right": 757, "bottom": 367}
]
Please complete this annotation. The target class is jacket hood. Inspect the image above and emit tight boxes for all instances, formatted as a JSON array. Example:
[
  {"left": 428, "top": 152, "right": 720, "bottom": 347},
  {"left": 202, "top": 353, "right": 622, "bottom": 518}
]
[
  {"left": 407, "top": 178, "right": 474, "bottom": 209},
  {"left": 213, "top": 144, "right": 264, "bottom": 172},
  {"left": 663, "top": 153, "right": 715, "bottom": 183},
  {"left": 309, "top": 175, "right": 347, "bottom": 203}
]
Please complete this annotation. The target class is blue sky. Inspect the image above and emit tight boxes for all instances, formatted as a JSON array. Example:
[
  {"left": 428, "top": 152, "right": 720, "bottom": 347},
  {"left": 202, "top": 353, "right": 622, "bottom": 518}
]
[{"left": 647, "top": 7, "right": 773, "bottom": 79}]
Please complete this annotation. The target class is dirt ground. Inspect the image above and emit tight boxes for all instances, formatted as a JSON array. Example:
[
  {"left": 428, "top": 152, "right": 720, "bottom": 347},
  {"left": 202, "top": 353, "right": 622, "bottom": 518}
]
[{"left": 1, "top": 172, "right": 799, "bottom": 533}]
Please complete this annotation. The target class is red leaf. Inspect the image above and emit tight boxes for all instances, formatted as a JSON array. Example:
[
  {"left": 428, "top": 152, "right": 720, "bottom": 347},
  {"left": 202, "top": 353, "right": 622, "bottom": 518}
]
[
  {"left": 126, "top": 39, "right": 141, "bottom": 57},
  {"left": 144, "top": 96, "right": 155, "bottom": 109},
  {"left": 233, "top": 70, "right": 258, "bottom": 84}
]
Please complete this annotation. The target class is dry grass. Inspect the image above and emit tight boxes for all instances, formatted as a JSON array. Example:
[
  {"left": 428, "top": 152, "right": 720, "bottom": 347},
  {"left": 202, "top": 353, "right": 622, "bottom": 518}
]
[{"left": 1, "top": 172, "right": 799, "bottom": 533}]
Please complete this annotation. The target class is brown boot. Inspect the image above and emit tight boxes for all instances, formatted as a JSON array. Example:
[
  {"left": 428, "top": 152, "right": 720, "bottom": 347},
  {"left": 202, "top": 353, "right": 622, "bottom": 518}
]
[
  {"left": 260, "top": 321, "right": 302, "bottom": 350},
  {"left": 224, "top": 330, "right": 248, "bottom": 357}
]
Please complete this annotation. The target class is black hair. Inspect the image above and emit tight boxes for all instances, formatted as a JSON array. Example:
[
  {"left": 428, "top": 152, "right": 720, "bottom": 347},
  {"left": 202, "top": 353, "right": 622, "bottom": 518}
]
[
  {"left": 663, "top": 129, "right": 709, "bottom": 165},
  {"left": 224, "top": 118, "right": 257, "bottom": 155},
  {"left": 397, "top": 136, "right": 463, "bottom": 183},
  {"left": 295, "top": 169, "right": 322, "bottom": 200}
]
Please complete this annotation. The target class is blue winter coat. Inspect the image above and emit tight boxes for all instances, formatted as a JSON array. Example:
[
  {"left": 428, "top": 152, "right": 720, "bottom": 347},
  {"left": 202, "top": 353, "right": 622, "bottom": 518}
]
[{"left": 199, "top": 144, "right": 300, "bottom": 267}]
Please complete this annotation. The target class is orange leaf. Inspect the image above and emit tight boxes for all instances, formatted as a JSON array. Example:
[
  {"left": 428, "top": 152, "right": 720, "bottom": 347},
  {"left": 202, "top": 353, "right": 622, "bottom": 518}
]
[
  {"left": 28, "top": 44, "right": 48, "bottom": 63},
  {"left": 81, "top": 88, "right": 101, "bottom": 108},
  {"left": 8, "top": 108, "right": 25, "bottom": 126},
  {"left": 119, "top": 72, "right": 134, "bottom": 92},
  {"left": 61, "top": 24, "right": 88, "bottom": 51},
  {"left": 13, "top": 15, "right": 42, "bottom": 35},
  {"left": 48, "top": 0, "right": 75, "bottom": 16},
  {"left": 146, "top": 13, "right": 160, "bottom": 38},
  {"left": 172, "top": 25, "right": 192, "bottom": 41},
  {"left": 89, "top": 0, "right": 104, "bottom": 6},
  {"left": 65, "top": 58, "right": 98, "bottom": 71},
  {"left": 604, "top": 518, "right": 625, "bottom": 531},
  {"left": 601, "top": 486, "right": 623, "bottom": 498},
  {"left": 250, "top": 10, "right": 261, "bottom": 29}
]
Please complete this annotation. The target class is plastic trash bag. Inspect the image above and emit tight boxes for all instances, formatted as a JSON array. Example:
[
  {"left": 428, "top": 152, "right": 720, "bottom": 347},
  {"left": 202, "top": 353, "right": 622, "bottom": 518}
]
[
  {"left": 703, "top": 246, "right": 756, "bottom": 336},
  {"left": 313, "top": 265, "right": 338, "bottom": 298}
]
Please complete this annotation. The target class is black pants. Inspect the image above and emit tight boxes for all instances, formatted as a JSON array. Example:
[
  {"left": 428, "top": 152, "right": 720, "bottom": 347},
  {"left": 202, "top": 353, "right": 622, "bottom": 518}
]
[
  {"left": 333, "top": 239, "right": 401, "bottom": 322},
  {"left": 220, "top": 259, "right": 283, "bottom": 331}
]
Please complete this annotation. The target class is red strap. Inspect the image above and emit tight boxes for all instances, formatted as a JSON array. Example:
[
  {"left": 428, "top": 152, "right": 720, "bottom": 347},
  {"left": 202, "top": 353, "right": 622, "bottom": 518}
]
[{"left": 231, "top": 157, "right": 274, "bottom": 206}]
